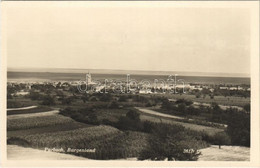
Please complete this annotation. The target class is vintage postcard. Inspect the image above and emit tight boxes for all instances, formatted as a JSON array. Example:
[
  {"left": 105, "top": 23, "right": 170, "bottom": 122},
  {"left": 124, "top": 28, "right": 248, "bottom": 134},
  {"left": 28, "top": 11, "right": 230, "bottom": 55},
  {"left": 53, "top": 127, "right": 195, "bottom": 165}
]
[{"left": 0, "top": 1, "right": 259, "bottom": 167}]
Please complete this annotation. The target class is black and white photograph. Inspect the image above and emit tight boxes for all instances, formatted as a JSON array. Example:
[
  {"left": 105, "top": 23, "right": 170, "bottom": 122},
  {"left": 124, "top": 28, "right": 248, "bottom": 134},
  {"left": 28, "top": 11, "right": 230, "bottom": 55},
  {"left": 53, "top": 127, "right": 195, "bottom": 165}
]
[{"left": 0, "top": 1, "right": 259, "bottom": 167}]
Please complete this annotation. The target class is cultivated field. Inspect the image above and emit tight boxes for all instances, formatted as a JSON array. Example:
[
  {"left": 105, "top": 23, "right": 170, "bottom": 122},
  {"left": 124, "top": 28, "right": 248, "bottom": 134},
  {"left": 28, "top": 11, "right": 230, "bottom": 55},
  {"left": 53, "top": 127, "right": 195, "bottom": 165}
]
[
  {"left": 7, "top": 122, "right": 91, "bottom": 137},
  {"left": 8, "top": 125, "right": 150, "bottom": 160},
  {"left": 164, "top": 94, "right": 250, "bottom": 107},
  {"left": 6, "top": 77, "right": 250, "bottom": 161},
  {"left": 139, "top": 114, "right": 223, "bottom": 136},
  {"left": 7, "top": 114, "right": 76, "bottom": 131}
]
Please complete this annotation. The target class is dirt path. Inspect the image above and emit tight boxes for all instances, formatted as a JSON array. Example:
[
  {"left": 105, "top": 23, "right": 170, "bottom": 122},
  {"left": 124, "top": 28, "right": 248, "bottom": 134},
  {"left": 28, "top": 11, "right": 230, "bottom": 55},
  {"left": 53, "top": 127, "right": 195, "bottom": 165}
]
[
  {"left": 8, "top": 145, "right": 249, "bottom": 161},
  {"left": 198, "top": 145, "right": 250, "bottom": 161},
  {"left": 136, "top": 107, "right": 223, "bottom": 135},
  {"left": 7, "top": 145, "right": 88, "bottom": 160},
  {"left": 7, "top": 106, "right": 37, "bottom": 111},
  {"left": 136, "top": 108, "right": 185, "bottom": 120},
  {"left": 7, "top": 110, "right": 60, "bottom": 119}
]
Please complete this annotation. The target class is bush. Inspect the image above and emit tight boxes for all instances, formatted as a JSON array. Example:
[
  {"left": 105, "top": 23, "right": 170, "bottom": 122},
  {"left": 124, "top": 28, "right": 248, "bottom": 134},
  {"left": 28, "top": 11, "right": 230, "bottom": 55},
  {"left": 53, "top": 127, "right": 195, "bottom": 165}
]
[
  {"left": 115, "top": 109, "right": 142, "bottom": 131},
  {"left": 108, "top": 101, "right": 119, "bottom": 109},
  {"left": 118, "top": 95, "right": 127, "bottom": 102},
  {"left": 142, "top": 121, "right": 154, "bottom": 133},
  {"left": 41, "top": 95, "right": 56, "bottom": 106},
  {"left": 61, "top": 97, "right": 73, "bottom": 105},
  {"left": 89, "top": 96, "right": 98, "bottom": 102},
  {"left": 7, "top": 137, "right": 31, "bottom": 147},
  {"left": 126, "top": 109, "right": 140, "bottom": 121},
  {"left": 243, "top": 104, "right": 250, "bottom": 113},
  {"left": 226, "top": 109, "right": 250, "bottom": 147},
  {"left": 99, "top": 94, "right": 112, "bottom": 102},
  {"left": 138, "top": 123, "right": 205, "bottom": 161},
  {"left": 7, "top": 101, "right": 22, "bottom": 108},
  {"left": 28, "top": 91, "right": 42, "bottom": 100},
  {"left": 175, "top": 99, "right": 193, "bottom": 106}
]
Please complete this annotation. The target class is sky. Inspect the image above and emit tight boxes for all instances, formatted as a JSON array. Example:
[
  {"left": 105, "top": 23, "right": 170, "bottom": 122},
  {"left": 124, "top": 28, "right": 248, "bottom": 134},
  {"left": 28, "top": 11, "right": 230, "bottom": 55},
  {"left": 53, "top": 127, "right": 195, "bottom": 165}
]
[{"left": 6, "top": 5, "right": 250, "bottom": 75}]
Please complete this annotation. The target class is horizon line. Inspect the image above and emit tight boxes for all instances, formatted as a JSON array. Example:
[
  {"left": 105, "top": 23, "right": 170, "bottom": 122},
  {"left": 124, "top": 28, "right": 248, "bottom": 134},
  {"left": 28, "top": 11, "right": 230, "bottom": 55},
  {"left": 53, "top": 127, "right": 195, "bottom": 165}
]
[{"left": 7, "top": 67, "right": 250, "bottom": 78}]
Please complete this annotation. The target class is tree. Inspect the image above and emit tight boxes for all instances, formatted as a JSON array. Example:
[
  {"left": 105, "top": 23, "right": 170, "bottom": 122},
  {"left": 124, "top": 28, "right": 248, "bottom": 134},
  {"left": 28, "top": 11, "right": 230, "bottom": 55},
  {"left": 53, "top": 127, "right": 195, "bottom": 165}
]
[
  {"left": 28, "top": 91, "right": 41, "bottom": 100},
  {"left": 89, "top": 96, "right": 98, "bottom": 102},
  {"left": 243, "top": 104, "right": 250, "bottom": 113},
  {"left": 126, "top": 109, "right": 140, "bottom": 121},
  {"left": 175, "top": 99, "right": 192, "bottom": 106},
  {"left": 213, "top": 132, "right": 231, "bottom": 149},
  {"left": 88, "top": 112, "right": 99, "bottom": 125},
  {"left": 99, "top": 94, "right": 112, "bottom": 102},
  {"left": 108, "top": 101, "right": 119, "bottom": 109},
  {"left": 115, "top": 109, "right": 142, "bottom": 131},
  {"left": 7, "top": 93, "right": 13, "bottom": 99},
  {"left": 178, "top": 103, "right": 187, "bottom": 114},
  {"left": 81, "top": 94, "right": 89, "bottom": 103},
  {"left": 118, "top": 95, "right": 127, "bottom": 102},
  {"left": 161, "top": 99, "right": 171, "bottom": 110},
  {"left": 195, "top": 93, "right": 201, "bottom": 98},
  {"left": 211, "top": 102, "right": 224, "bottom": 122},
  {"left": 61, "top": 97, "right": 73, "bottom": 105},
  {"left": 42, "top": 95, "right": 55, "bottom": 106},
  {"left": 139, "top": 123, "right": 201, "bottom": 161},
  {"left": 226, "top": 109, "right": 250, "bottom": 147}
]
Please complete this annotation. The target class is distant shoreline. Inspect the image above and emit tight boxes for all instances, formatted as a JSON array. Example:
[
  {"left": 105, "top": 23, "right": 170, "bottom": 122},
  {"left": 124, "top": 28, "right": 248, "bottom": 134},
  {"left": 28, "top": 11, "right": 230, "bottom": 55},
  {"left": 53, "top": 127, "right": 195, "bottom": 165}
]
[
  {"left": 7, "top": 71, "right": 250, "bottom": 85},
  {"left": 7, "top": 67, "right": 250, "bottom": 78}
]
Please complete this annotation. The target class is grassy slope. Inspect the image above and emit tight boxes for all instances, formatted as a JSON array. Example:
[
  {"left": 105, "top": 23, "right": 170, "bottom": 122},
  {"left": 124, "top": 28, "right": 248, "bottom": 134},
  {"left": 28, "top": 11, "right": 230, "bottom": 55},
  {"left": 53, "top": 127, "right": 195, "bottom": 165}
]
[
  {"left": 7, "top": 113, "right": 88, "bottom": 131},
  {"left": 163, "top": 94, "right": 250, "bottom": 107},
  {"left": 140, "top": 114, "right": 223, "bottom": 136}
]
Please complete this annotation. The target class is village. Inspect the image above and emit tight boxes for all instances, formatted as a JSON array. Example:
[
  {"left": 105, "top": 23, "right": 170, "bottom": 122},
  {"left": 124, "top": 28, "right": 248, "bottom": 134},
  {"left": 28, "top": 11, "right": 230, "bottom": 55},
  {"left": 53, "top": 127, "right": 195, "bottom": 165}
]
[{"left": 7, "top": 73, "right": 251, "bottom": 98}]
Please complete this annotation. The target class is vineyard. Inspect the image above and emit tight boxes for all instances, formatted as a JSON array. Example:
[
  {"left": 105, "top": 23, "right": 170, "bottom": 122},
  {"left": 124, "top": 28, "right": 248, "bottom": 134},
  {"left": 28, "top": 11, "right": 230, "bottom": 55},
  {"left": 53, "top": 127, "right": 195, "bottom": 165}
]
[
  {"left": 7, "top": 114, "right": 75, "bottom": 131},
  {"left": 8, "top": 125, "right": 150, "bottom": 159}
]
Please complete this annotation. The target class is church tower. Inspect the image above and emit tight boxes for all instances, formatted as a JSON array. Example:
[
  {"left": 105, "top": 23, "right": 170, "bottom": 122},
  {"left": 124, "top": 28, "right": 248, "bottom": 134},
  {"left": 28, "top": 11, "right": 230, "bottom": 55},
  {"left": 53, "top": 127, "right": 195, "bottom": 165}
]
[{"left": 86, "top": 72, "right": 92, "bottom": 85}]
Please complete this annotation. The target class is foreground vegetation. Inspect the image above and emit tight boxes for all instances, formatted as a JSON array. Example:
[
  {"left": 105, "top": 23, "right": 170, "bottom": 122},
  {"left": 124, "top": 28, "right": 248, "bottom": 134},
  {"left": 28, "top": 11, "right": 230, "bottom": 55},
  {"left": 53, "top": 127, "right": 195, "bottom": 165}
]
[{"left": 7, "top": 82, "right": 251, "bottom": 160}]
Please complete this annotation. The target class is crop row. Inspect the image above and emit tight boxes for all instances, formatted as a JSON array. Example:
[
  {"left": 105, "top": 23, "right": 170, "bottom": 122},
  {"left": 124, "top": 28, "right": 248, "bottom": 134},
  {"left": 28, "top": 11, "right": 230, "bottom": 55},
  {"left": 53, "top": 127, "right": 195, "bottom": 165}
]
[
  {"left": 8, "top": 125, "right": 149, "bottom": 159},
  {"left": 7, "top": 114, "right": 75, "bottom": 131}
]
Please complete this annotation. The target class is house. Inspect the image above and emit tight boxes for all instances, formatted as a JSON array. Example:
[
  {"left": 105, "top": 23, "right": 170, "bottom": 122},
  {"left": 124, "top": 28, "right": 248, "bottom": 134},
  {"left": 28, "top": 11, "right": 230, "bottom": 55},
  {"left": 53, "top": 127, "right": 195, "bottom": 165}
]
[{"left": 220, "top": 86, "right": 228, "bottom": 90}]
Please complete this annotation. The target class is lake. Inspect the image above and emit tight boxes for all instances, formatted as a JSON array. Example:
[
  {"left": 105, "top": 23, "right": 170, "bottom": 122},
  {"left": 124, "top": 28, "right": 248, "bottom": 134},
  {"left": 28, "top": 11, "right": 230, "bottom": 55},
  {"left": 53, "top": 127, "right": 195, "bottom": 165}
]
[{"left": 7, "top": 71, "right": 250, "bottom": 85}]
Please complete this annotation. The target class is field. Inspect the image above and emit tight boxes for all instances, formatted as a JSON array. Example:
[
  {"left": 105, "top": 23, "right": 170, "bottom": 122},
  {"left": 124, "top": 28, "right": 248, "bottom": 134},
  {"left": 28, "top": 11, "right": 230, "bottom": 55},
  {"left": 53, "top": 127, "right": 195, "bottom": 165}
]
[
  {"left": 7, "top": 122, "right": 91, "bottom": 137},
  {"left": 8, "top": 114, "right": 79, "bottom": 131},
  {"left": 7, "top": 98, "right": 37, "bottom": 108},
  {"left": 8, "top": 125, "right": 150, "bottom": 160},
  {"left": 139, "top": 114, "right": 223, "bottom": 136},
  {"left": 159, "top": 94, "right": 250, "bottom": 107},
  {"left": 80, "top": 107, "right": 224, "bottom": 136},
  {"left": 12, "top": 125, "right": 122, "bottom": 148}
]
